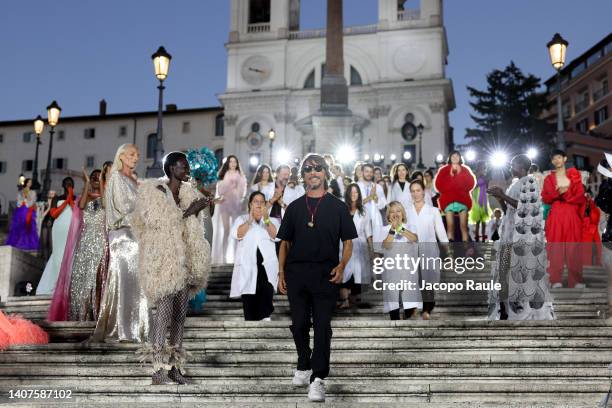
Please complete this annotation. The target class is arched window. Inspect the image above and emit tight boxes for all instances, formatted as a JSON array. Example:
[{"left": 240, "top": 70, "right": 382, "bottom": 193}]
[
  {"left": 303, "top": 69, "right": 315, "bottom": 89},
  {"left": 146, "top": 133, "right": 157, "bottom": 159},
  {"left": 350, "top": 66, "right": 363, "bottom": 86},
  {"left": 249, "top": 0, "right": 271, "bottom": 24},
  {"left": 214, "top": 148, "right": 224, "bottom": 167},
  {"left": 215, "top": 114, "right": 224, "bottom": 137}
]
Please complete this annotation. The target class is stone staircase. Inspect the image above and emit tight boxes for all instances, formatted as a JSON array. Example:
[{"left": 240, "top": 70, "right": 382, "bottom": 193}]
[{"left": 1, "top": 262, "right": 612, "bottom": 406}]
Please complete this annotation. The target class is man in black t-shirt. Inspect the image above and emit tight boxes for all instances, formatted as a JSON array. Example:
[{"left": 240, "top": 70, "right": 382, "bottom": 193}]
[{"left": 277, "top": 153, "right": 357, "bottom": 403}]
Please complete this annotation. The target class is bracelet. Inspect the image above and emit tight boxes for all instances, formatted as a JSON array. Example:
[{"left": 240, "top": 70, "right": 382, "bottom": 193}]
[{"left": 263, "top": 218, "right": 271, "bottom": 225}]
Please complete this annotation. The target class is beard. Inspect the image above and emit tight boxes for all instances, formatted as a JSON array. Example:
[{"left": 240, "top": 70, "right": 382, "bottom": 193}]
[{"left": 307, "top": 176, "right": 323, "bottom": 189}]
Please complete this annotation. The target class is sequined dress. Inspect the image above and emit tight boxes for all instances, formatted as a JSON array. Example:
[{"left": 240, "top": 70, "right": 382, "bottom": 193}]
[
  {"left": 90, "top": 171, "right": 150, "bottom": 342},
  {"left": 69, "top": 198, "right": 106, "bottom": 321}
]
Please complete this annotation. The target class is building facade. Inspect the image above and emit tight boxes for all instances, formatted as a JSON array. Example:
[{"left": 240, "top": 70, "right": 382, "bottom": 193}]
[
  {"left": 0, "top": 103, "right": 223, "bottom": 213},
  {"left": 220, "top": 0, "right": 455, "bottom": 171},
  {"left": 543, "top": 33, "right": 612, "bottom": 170}
]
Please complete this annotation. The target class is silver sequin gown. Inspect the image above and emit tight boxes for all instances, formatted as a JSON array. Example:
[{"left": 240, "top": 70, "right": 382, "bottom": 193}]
[
  {"left": 91, "top": 171, "right": 150, "bottom": 342},
  {"left": 69, "top": 197, "right": 106, "bottom": 321}
]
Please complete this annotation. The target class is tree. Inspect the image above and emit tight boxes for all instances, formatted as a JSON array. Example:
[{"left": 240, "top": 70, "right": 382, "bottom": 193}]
[{"left": 465, "top": 62, "right": 554, "bottom": 165}]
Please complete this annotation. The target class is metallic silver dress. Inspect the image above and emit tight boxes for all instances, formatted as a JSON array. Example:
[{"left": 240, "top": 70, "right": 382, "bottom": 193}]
[
  {"left": 91, "top": 171, "right": 150, "bottom": 342},
  {"left": 69, "top": 197, "right": 105, "bottom": 321}
]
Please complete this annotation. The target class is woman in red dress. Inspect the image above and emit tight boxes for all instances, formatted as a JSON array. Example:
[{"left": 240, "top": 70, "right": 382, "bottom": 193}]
[
  {"left": 434, "top": 151, "right": 476, "bottom": 242},
  {"left": 541, "top": 150, "right": 586, "bottom": 288}
]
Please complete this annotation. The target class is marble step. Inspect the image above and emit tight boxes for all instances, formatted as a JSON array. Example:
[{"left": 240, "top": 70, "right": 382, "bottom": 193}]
[
  {"left": 0, "top": 380, "right": 607, "bottom": 405},
  {"left": 3, "top": 338, "right": 612, "bottom": 353},
  {"left": 3, "top": 349, "right": 612, "bottom": 365},
  {"left": 1, "top": 364, "right": 608, "bottom": 379}
]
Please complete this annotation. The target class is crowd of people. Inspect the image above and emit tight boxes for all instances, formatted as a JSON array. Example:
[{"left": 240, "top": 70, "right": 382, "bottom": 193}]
[{"left": 2, "top": 143, "right": 611, "bottom": 401}]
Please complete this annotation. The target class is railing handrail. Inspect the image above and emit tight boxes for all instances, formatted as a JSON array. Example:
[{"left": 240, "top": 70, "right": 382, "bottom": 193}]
[
  {"left": 289, "top": 24, "right": 377, "bottom": 40},
  {"left": 247, "top": 22, "right": 271, "bottom": 33},
  {"left": 397, "top": 9, "right": 421, "bottom": 21}
]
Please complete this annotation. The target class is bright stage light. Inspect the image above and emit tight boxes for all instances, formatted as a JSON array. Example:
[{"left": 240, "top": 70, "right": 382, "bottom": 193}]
[
  {"left": 435, "top": 154, "right": 444, "bottom": 163},
  {"left": 373, "top": 153, "right": 381, "bottom": 162},
  {"left": 490, "top": 151, "right": 508, "bottom": 168},
  {"left": 526, "top": 148, "right": 538, "bottom": 160},
  {"left": 364, "top": 154, "right": 370, "bottom": 161},
  {"left": 249, "top": 155, "right": 260, "bottom": 167},
  {"left": 336, "top": 144, "right": 356, "bottom": 164},
  {"left": 465, "top": 150, "right": 477, "bottom": 162},
  {"left": 390, "top": 154, "right": 397, "bottom": 161},
  {"left": 275, "top": 148, "right": 292, "bottom": 165},
  {"left": 403, "top": 151, "right": 412, "bottom": 161}
]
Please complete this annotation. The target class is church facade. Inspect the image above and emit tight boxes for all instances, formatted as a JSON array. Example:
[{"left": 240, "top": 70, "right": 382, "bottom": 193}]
[{"left": 220, "top": 0, "right": 455, "bottom": 170}]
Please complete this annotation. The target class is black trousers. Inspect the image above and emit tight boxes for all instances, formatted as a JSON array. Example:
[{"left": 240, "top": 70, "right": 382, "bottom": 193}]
[
  {"left": 286, "top": 262, "right": 338, "bottom": 382},
  {"left": 241, "top": 249, "right": 274, "bottom": 321}
]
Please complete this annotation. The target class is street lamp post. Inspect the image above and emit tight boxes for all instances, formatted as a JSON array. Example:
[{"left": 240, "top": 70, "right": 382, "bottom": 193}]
[
  {"left": 41, "top": 101, "right": 61, "bottom": 200},
  {"left": 547, "top": 33, "right": 569, "bottom": 151},
  {"left": 417, "top": 123, "right": 425, "bottom": 169},
  {"left": 147, "top": 46, "right": 172, "bottom": 177},
  {"left": 32, "top": 115, "right": 45, "bottom": 191},
  {"left": 268, "top": 128, "right": 276, "bottom": 165}
]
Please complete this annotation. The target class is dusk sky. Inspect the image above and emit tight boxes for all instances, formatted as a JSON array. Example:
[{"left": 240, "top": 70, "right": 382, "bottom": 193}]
[{"left": 2, "top": 0, "right": 610, "bottom": 144}]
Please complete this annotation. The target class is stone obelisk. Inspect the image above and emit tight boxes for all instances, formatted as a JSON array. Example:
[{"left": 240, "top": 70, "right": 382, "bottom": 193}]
[
  {"left": 320, "top": 0, "right": 348, "bottom": 113},
  {"left": 313, "top": 0, "right": 356, "bottom": 154}
]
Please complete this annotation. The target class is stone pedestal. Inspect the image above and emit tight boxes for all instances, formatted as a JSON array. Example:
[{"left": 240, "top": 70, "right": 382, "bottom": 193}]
[
  {"left": 0, "top": 245, "right": 45, "bottom": 301},
  {"left": 312, "top": 112, "right": 369, "bottom": 154}
]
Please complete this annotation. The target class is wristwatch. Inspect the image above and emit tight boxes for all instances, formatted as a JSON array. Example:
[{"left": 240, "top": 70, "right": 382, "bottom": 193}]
[{"left": 388, "top": 228, "right": 396, "bottom": 235}]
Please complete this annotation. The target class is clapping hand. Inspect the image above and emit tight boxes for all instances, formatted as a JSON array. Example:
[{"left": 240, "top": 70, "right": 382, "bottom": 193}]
[{"left": 82, "top": 167, "right": 90, "bottom": 184}]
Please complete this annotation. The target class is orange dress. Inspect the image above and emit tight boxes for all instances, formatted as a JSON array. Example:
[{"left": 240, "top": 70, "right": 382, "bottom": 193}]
[{"left": 0, "top": 311, "right": 49, "bottom": 350}]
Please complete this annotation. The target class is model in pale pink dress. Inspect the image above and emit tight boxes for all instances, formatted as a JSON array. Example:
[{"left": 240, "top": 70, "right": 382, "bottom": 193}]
[{"left": 211, "top": 155, "right": 247, "bottom": 264}]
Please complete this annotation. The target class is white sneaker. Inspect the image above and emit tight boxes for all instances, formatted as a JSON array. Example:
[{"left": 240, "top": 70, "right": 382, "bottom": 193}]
[
  {"left": 308, "top": 377, "right": 325, "bottom": 402},
  {"left": 261, "top": 317, "right": 271, "bottom": 321},
  {"left": 552, "top": 283, "right": 563, "bottom": 289},
  {"left": 574, "top": 283, "right": 586, "bottom": 289},
  {"left": 292, "top": 370, "right": 312, "bottom": 386}
]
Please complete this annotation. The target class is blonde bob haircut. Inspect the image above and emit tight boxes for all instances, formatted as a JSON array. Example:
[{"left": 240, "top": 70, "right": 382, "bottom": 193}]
[
  {"left": 386, "top": 201, "right": 407, "bottom": 224},
  {"left": 112, "top": 143, "right": 139, "bottom": 172}
]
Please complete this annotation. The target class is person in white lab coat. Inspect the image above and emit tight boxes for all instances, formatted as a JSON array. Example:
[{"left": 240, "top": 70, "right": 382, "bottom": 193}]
[
  {"left": 230, "top": 191, "right": 279, "bottom": 321},
  {"left": 374, "top": 201, "right": 420, "bottom": 320},
  {"left": 389, "top": 163, "right": 412, "bottom": 212},
  {"left": 338, "top": 183, "right": 373, "bottom": 309},
  {"left": 407, "top": 180, "right": 449, "bottom": 320},
  {"left": 358, "top": 163, "right": 387, "bottom": 229}
]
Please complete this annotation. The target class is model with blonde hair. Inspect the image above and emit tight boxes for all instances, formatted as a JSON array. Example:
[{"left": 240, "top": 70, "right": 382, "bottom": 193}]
[
  {"left": 375, "top": 201, "right": 420, "bottom": 320},
  {"left": 91, "top": 144, "right": 150, "bottom": 343}
]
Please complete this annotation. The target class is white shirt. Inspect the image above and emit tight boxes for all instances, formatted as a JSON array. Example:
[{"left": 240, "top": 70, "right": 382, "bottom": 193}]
[
  {"left": 407, "top": 203, "right": 448, "bottom": 243},
  {"left": 358, "top": 181, "right": 387, "bottom": 228},
  {"left": 389, "top": 181, "right": 412, "bottom": 211},
  {"left": 230, "top": 214, "right": 280, "bottom": 297},
  {"left": 250, "top": 182, "right": 275, "bottom": 201},
  {"left": 282, "top": 185, "right": 305, "bottom": 208}
]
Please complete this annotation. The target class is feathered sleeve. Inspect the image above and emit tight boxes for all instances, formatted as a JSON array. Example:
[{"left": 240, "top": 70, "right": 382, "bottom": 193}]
[
  {"left": 463, "top": 165, "right": 477, "bottom": 192},
  {"left": 433, "top": 165, "right": 449, "bottom": 194},
  {"left": 132, "top": 180, "right": 168, "bottom": 241}
]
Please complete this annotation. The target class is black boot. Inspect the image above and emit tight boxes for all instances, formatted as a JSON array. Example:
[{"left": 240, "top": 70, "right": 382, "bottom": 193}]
[
  {"left": 152, "top": 369, "right": 174, "bottom": 385},
  {"left": 168, "top": 366, "right": 194, "bottom": 385}
]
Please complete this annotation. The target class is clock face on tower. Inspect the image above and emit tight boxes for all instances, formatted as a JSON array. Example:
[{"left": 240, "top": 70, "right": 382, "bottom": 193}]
[{"left": 241, "top": 55, "right": 273, "bottom": 86}]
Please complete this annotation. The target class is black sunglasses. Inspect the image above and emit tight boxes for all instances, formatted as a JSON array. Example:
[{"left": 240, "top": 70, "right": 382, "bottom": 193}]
[{"left": 303, "top": 165, "right": 324, "bottom": 173}]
